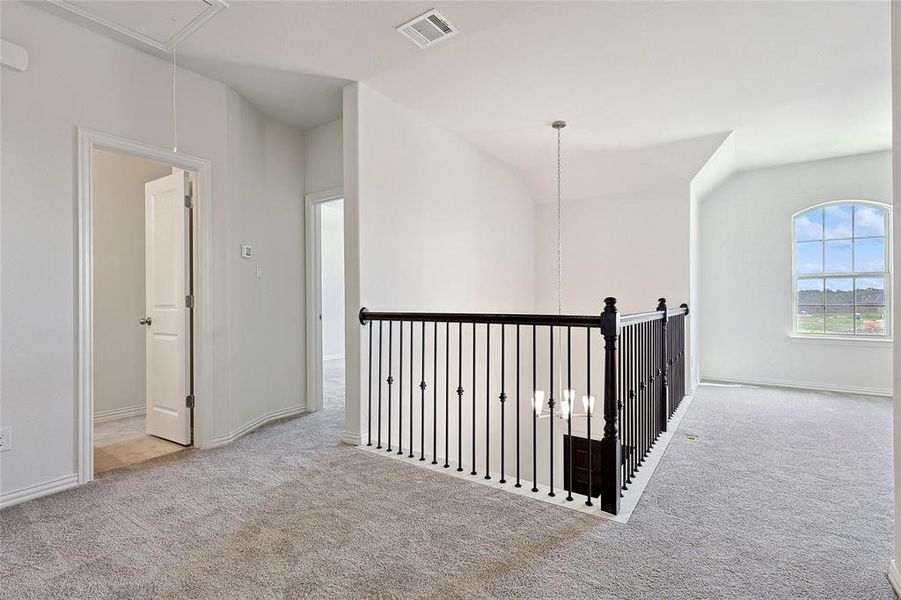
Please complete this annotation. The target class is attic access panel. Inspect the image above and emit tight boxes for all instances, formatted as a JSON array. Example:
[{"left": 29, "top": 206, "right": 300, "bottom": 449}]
[{"left": 46, "top": 0, "right": 227, "bottom": 53}]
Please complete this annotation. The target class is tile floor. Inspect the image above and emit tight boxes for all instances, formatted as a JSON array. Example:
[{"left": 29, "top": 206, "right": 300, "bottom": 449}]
[{"left": 94, "top": 415, "right": 185, "bottom": 474}]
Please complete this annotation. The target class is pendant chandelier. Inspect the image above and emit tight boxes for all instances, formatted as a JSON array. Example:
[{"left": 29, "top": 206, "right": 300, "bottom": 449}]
[{"left": 531, "top": 121, "right": 595, "bottom": 422}]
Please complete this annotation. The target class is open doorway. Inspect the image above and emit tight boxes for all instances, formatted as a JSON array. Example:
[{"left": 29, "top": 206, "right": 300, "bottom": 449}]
[
  {"left": 91, "top": 148, "right": 193, "bottom": 474},
  {"left": 305, "top": 189, "right": 345, "bottom": 414}
]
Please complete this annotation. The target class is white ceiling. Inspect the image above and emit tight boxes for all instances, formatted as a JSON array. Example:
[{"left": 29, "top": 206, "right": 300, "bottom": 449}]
[
  {"left": 74, "top": 0, "right": 209, "bottom": 44},
  {"left": 47, "top": 1, "right": 893, "bottom": 198}
]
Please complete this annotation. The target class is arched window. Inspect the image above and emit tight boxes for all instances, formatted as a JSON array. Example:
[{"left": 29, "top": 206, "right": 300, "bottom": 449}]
[{"left": 793, "top": 201, "right": 891, "bottom": 337}]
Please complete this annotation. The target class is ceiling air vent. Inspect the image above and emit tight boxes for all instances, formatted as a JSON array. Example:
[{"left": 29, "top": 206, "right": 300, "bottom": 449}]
[{"left": 397, "top": 9, "right": 458, "bottom": 48}]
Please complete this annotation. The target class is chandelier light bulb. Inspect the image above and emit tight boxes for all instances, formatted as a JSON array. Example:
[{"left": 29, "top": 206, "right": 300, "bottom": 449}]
[
  {"left": 532, "top": 390, "right": 545, "bottom": 417},
  {"left": 583, "top": 395, "right": 595, "bottom": 416},
  {"left": 562, "top": 389, "right": 575, "bottom": 420}
]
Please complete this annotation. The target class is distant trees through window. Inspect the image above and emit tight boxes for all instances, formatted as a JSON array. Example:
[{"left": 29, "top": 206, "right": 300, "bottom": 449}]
[{"left": 793, "top": 202, "right": 890, "bottom": 337}]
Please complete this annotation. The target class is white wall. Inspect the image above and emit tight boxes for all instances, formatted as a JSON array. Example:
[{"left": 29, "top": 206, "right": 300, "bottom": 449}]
[
  {"left": 345, "top": 84, "right": 536, "bottom": 477},
  {"left": 890, "top": 0, "right": 900, "bottom": 585},
  {"left": 701, "top": 151, "right": 893, "bottom": 395},
  {"left": 223, "top": 91, "right": 307, "bottom": 439},
  {"left": 534, "top": 189, "right": 690, "bottom": 316},
  {"left": 304, "top": 118, "right": 343, "bottom": 195},
  {"left": 305, "top": 117, "right": 345, "bottom": 363},
  {"left": 92, "top": 149, "right": 170, "bottom": 419},
  {"left": 0, "top": 2, "right": 306, "bottom": 502},
  {"left": 321, "top": 201, "right": 345, "bottom": 360}
]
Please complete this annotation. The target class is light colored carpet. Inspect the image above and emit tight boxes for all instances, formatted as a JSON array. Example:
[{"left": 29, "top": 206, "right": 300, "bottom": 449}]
[{"left": 1, "top": 362, "right": 893, "bottom": 599}]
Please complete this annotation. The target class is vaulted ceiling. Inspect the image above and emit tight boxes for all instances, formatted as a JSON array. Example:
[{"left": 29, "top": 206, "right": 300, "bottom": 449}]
[{"left": 45, "top": 0, "right": 893, "bottom": 200}]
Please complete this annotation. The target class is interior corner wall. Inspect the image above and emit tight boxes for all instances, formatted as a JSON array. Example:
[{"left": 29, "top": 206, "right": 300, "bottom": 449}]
[
  {"left": 304, "top": 118, "right": 343, "bottom": 195},
  {"left": 92, "top": 149, "right": 171, "bottom": 419},
  {"left": 224, "top": 91, "right": 307, "bottom": 438},
  {"left": 0, "top": 1, "right": 306, "bottom": 502},
  {"left": 534, "top": 188, "right": 691, "bottom": 316},
  {"left": 700, "top": 151, "right": 894, "bottom": 395},
  {"left": 346, "top": 83, "right": 536, "bottom": 470}
]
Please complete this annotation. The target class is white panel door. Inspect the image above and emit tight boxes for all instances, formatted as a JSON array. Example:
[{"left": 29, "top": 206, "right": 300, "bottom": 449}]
[{"left": 144, "top": 170, "right": 191, "bottom": 445}]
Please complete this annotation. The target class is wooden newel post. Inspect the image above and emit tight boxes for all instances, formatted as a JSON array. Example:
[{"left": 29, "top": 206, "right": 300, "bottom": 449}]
[
  {"left": 599, "top": 297, "right": 622, "bottom": 515},
  {"left": 657, "top": 298, "right": 669, "bottom": 433}
]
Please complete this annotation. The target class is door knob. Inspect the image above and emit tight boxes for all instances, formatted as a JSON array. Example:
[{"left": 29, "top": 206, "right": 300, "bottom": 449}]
[{"left": 139, "top": 317, "right": 152, "bottom": 326}]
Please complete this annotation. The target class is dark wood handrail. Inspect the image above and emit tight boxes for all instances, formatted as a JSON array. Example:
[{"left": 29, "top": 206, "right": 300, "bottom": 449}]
[{"left": 360, "top": 304, "right": 688, "bottom": 329}]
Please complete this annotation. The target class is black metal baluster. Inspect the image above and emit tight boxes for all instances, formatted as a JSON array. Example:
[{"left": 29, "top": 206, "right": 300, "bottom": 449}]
[
  {"left": 548, "top": 325, "right": 555, "bottom": 498},
  {"left": 499, "top": 324, "right": 506, "bottom": 484},
  {"left": 457, "top": 323, "right": 463, "bottom": 471},
  {"left": 639, "top": 321, "right": 646, "bottom": 466},
  {"left": 566, "top": 326, "right": 573, "bottom": 502},
  {"left": 629, "top": 325, "right": 636, "bottom": 481},
  {"left": 409, "top": 321, "right": 414, "bottom": 458},
  {"left": 635, "top": 322, "right": 641, "bottom": 467},
  {"left": 515, "top": 325, "right": 521, "bottom": 488},
  {"left": 586, "top": 326, "right": 593, "bottom": 506},
  {"left": 367, "top": 321, "right": 373, "bottom": 447},
  {"left": 444, "top": 322, "right": 450, "bottom": 468},
  {"left": 377, "top": 320, "right": 383, "bottom": 449},
  {"left": 387, "top": 321, "right": 394, "bottom": 452},
  {"left": 432, "top": 322, "right": 438, "bottom": 464},
  {"left": 485, "top": 324, "right": 491, "bottom": 480},
  {"left": 398, "top": 322, "right": 404, "bottom": 455},
  {"left": 531, "top": 325, "right": 538, "bottom": 493},
  {"left": 645, "top": 321, "right": 651, "bottom": 457},
  {"left": 471, "top": 323, "right": 477, "bottom": 476},
  {"left": 420, "top": 321, "right": 426, "bottom": 461},
  {"left": 645, "top": 319, "right": 650, "bottom": 453},
  {"left": 619, "top": 324, "right": 626, "bottom": 492},
  {"left": 650, "top": 317, "right": 656, "bottom": 446},
  {"left": 650, "top": 318, "right": 656, "bottom": 448}
]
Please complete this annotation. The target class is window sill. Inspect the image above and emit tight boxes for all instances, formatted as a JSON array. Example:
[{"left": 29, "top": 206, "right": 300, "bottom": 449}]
[{"left": 788, "top": 333, "right": 893, "bottom": 347}]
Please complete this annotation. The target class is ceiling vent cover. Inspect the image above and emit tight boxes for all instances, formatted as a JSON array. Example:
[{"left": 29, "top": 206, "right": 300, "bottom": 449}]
[{"left": 397, "top": 9, "right": 458, "bottom": 48}]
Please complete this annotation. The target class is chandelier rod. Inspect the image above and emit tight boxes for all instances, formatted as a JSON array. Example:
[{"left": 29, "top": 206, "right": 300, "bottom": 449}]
[{"left": 552, "top": 120, "right": 566, "bottom": 317}]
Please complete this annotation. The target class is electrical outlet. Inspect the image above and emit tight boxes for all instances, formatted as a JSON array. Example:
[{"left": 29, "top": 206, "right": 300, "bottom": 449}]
[{"left": 0, "top": 427, "right": 11, "bottom": 452}]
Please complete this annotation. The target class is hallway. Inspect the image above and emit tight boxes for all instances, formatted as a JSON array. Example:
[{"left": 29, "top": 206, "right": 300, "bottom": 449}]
[{"left": 1, "top": 369, "right": 892, "bottom": 598}]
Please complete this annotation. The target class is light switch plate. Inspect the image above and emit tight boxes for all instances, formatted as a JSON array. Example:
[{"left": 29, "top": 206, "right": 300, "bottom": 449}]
[{"left": 241, "top": 244, "right": 253, "bottom": 258}]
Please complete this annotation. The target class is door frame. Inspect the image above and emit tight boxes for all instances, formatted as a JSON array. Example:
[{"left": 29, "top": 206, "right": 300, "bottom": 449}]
[
  {"left": 305, "top": 187, "right": 344, "bottom": 413},
  {"left": 76, "top": 127, "right": 214, "bottom": 484}
]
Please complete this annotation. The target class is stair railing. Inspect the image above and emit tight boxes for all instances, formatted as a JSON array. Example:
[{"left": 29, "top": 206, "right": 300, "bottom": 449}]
[{"left": 359, "top": 297, "right": 688, "bottom": 515}]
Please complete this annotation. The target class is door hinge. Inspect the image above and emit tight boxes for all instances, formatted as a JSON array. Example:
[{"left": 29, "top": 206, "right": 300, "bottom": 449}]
[
  {"left": 185, "top": 294, "right": 194, "bottom": 308},
  {"left": 184, "top": 195, "right": 193, "bottom": 209},
  {"left": 186, "top": 394, "right": 195, "bottom": 409}
]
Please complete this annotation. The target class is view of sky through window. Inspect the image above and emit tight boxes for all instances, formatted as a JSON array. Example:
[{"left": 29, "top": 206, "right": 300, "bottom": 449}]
[{"left": 793, "top": 203, "right": 889, "bottom": 336}]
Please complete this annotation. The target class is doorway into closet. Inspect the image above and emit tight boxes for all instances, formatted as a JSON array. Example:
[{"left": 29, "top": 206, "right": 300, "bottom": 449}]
[{"left": 91, "top": 148, "right": 192, "bottom": 474}]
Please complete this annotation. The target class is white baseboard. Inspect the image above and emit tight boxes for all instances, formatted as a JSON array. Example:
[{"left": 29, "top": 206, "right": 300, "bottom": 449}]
[
  {"left": 0, "top": 473, "right": 79, "bottom": 510},
  {"left": 94, "top": 404, "right": 145, "bottom": 423},
  {"left": 889, "top": 560, "right": 901, "bottom": 596},
  {"left": 702, "top": 375, "right": 891, "bottom": 398},
  {"left": 212, "top": 404, "right": 307, "bottom": 447},
  {"left": 342, "top": 430, "right": 362, "bottom": 446}
]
